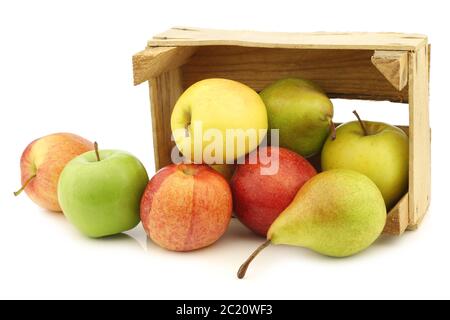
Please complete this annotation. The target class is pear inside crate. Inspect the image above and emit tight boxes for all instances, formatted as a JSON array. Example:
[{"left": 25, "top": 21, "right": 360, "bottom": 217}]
[{"left": 132, "top": 27, "right": 431, "bottom": 236}]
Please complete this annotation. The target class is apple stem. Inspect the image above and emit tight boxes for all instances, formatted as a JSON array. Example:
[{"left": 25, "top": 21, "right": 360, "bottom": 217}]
[
  {"left": 94, "top": 141, "right": 101, "bottom": 161},
  {"left": 352, "top": 110, "right": 368, "bottom": 136},
  {"left": 13, "top": 174, "right": 36, "bottom": 196},
  {"left": 237, "top": 239, "right": 271, "bottom": 279},
  {"left": 328, "top": 118, "right": 337, "bottom": 140}
]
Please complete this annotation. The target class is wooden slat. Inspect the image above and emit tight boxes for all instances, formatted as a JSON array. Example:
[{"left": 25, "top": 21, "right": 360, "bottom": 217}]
[
  {"left": 408, "top": 44, "right": 431, "bottom": 229},
  {"left": 133, "top": 46, "right": 196, "bottom": 85},
  {"left": 181, "top": 46, "right": 408, "bottom": 102},
  {"left": 371, "top": 51, "right": 408, "bottom": 91},
  {"left": 383, "top": 193, "right": 409, "bottom": 235},
  {"left": 149, "top": 68, "right": 184, "bottom": 170},
  {"left": 149, "top": 27, "right": 427, "bottom": 51}
]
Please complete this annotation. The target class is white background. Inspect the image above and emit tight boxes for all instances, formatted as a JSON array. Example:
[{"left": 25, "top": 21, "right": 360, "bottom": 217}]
[{"left": 0, "top": 0, "right": 449, "bottom": 300}]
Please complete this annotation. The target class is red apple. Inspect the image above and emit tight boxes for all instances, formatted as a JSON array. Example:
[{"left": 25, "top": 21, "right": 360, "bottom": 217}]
[
  {"left": 231, "top": 146, "right": 317, "bottom": 236},
  {"left": 140, "top": 163, "right": 232, "bottom": 252},
  {"left": 15, "top": 133, "right": 94, "bottom": 212}
]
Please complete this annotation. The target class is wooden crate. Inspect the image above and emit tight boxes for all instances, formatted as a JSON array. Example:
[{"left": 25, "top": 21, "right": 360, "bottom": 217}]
[{"left": 132, "top": 27, "right": 431, "bottom": 236}]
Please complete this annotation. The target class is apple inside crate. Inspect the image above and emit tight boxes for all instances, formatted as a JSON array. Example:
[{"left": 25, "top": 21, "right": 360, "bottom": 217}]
[{"left": 132, "top": 27, "right": 431, "bottom": 236}]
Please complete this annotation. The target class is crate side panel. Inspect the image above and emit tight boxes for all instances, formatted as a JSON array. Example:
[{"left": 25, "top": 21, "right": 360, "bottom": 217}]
[
  {"left": 149, "top": 68, "right": 184, "bottom": 170},
  {"left": 181, "top": 46, "right": 408, "bottom": 102},
  {"left": 408, "top": 45, "right": 431, "bottom": 228}
]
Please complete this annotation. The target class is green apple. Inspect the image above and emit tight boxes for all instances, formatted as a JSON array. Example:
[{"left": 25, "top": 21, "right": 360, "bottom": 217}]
[
  {"left": 171, "top": 78, "right": 268, "bottom": 164},
  {"left": 321, "top": 115, "right": 408, "bottom": 210},
  {"left": 260, "top": 78, "right": 334, "bottom": 157},
  {"left": 58, "top": 147, "right": 149, "bottom": 238}
]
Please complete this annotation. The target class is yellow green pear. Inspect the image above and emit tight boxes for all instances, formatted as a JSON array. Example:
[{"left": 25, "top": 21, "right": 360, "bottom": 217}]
[
  {"left": 238, "top": 169, "right": 386, "bottom": 279},
  {"left": 171, "top": 78, "right": 268, "bottom": 164},
  {"left": 259, "top": 78, "right": 334, "bottom": 157}
]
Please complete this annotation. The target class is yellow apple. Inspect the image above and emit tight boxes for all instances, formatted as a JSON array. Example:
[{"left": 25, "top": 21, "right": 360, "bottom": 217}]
[
  {"left": 321, "top": 116, "right": 409, "bottom": 210},
  {"left": 171, "top": 79, "right": 268, "bottom": 164}
]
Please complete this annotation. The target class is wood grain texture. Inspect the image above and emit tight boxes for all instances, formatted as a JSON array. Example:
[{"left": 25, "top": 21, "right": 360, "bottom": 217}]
[
  {"left": 133, "top": 46, "right": 196, "bottom": 85},
  {"left": 371, "top": 51, "right": 408, "bottom": 91},
  {"left": 149, "top": 27, "right": 427, "bottom": 51},
  {"left": 408, "top": 45, "right": 431, "bottom": 229},
  {"left": 149, "top": 68, "right": 184, "bottom": 170},
  {"left": 181, "top": 46, "right": 408, "bottom": 102}
]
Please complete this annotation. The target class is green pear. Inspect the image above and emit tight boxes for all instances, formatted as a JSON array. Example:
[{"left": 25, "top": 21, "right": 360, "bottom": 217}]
[
  {"left": 259, "top": 78, "right": 335, "bottom": 157},
  {"left": 237, "top": 169, "right": 386, "bottom": 279}
]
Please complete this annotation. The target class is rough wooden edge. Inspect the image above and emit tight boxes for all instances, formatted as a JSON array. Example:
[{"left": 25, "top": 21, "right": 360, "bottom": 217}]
[
  {"left": 383, "top": 193, "right": 409, "bottom": 235},
  {"left": 407, "top": 44, "right": 431, "bottom": 229},
  {"left": 133, "top": 46, "right": 197, "bottom": 85},
  {"left": 149, "top": 68, "right": 184, "bottom": 170},
  {"left": 148, "top": 27, "right": 427, "bottom": 51},
  {"left": 371, "top": 51, "right": 408, "bottom": 91}
]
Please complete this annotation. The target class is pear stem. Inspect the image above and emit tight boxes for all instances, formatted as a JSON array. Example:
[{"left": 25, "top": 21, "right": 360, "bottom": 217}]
[
  {"left": 14, "top": 174, "right": 36, "bottom": 196},
  {"left": 328, "top": 118, "right": 336, "bottom": 140},
  {"left": 94, "top": 141, "right": 101, "bottom": 161},
  {"left": 352, "top": 110, "right": 368, "bottom": 136},
  {"left": 237, "top": 239, "right": 271, "bottom": 279}
]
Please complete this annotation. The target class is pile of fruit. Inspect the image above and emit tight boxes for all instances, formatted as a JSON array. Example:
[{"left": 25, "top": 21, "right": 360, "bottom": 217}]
[{"left": 15, "top": 77, "right": 409, "bottom": 279}]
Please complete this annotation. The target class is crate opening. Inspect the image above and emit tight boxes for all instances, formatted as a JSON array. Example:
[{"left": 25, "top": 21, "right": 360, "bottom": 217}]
[{"left": 331, "top": 99, "right": 409, "bottom": 126}]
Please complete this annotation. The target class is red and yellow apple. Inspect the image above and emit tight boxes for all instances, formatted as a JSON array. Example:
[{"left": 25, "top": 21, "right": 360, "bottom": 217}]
[
  {"left": 15, "top": 133, "right": 94, "bottom": 212},
  {"left": 231, "top": 146, "right": 317, "bottom": 236},
  {"left": 140, "top": 163, "right": 232, "bottom": 251}
]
